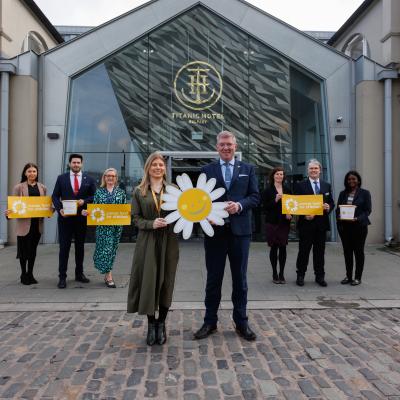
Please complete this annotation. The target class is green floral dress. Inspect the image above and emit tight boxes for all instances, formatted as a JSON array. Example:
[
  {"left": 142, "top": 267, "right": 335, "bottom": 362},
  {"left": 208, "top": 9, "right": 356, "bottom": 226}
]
[{"left": 93, "top": 187, "right": 127, "bottom": 274}]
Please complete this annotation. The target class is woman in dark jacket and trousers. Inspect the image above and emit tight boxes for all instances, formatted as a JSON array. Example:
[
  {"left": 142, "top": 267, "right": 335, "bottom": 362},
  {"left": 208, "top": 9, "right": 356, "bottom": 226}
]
[
  {"left": 263, "top": 167, "right": 292, "bottom": 283},
  {"left": 336, "top": 170, "right": 371, "bottom": 286}
]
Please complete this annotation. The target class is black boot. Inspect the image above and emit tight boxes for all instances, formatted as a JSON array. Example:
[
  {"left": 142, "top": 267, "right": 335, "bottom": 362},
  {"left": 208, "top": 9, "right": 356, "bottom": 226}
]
[
  {"left": 146, "top": 315, "right": 157, "bottom": 346},
  {"left": 156, "top": 322, "right": 167, "bottom": 345},
  {"left": 27, "top": 259, "right": 38, "bottom": 284},
  {"left": 20, "top": 274, "right": 30, "bottom": 285}
]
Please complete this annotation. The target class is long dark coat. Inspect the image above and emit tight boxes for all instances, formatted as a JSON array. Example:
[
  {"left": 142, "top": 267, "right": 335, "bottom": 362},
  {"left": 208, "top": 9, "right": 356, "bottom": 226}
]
[{"left": 127, "top": 186, "right": 179, "bottom": 315}]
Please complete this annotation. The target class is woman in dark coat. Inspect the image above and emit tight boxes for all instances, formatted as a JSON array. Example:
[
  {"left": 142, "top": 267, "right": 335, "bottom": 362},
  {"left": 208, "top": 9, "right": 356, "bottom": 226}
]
[
  {"left": 5, "top": 163, "right": 47, "bottom": 285},
  {"left": 336, "top": 170, "right": 371, "bottom": 286},
  {"left": 127, "top": 152, "right": 179, "bottom": 346},
  {"left": 262, "top": 167, "right": 292, "bottom": 283}
]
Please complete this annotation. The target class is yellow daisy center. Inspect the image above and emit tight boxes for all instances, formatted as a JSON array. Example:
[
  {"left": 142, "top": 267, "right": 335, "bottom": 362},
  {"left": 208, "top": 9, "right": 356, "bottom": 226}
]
[{"left": 177, "top": 188, "right": 212, "bottom": 222}]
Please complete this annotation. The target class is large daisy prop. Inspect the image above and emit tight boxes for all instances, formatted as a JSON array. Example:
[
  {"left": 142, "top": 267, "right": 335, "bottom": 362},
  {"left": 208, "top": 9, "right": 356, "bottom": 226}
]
[{"left": 161, "top": 173, "right": 228, "bottom": 239}]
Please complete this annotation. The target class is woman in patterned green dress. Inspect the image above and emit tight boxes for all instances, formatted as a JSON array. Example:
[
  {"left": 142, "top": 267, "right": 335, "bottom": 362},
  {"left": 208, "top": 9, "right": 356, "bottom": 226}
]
[{"left": 84, "top": 168, "right": 126, "bottom": 288}]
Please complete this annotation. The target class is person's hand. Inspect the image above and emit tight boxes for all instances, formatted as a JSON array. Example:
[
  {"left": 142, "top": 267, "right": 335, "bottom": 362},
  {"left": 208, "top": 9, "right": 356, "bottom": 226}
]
[
  {"left": 285, "top": 214, "right": 292, "bottom": 221},
  {"left": 224, "top": 201, "right": 240, "bottom": 214},
  {"left": 4, "top": 209, "right": 12, "bottom": 217},
  {"left": 153, "top": 218, "right": 167, "bottom": 229},
  {"left": 81, "top": 210, "right": 89, "bottom": 217},
  {"left": 275, "top": 193, "right": 282, "bottom": 202},
  {"left": 305, "top": 215, "right": 315, "bottom": 220},
  {"left": 323, "top": 203, "right": 330, "bottom": 212},
  {"left": 60, "top": 209, "right": 66, "bottom": 217},
  {"left": 77, "top": 199, "right": 84, "bottom": 207},
  {"left": 207, "top": 218, "right": 216, "bottom": 225}
]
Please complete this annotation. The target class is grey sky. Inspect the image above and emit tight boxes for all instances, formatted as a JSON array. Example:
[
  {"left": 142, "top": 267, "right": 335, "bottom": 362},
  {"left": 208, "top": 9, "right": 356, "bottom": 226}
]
[{"left": 35, "top": 0, "right": 364, "bottom": 31}]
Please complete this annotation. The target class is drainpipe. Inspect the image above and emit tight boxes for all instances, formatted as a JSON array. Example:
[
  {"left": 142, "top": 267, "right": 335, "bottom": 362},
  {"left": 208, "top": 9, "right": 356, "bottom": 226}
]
[
  {"left": 0, "top": 63, "right": 16, "bottom": 246},
  {"left": 378, "top": 69, "right": 398, "bottom": 245}
]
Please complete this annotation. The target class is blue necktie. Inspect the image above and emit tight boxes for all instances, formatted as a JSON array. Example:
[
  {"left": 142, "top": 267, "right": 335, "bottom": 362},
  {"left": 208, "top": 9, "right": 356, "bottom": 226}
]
[
  {"left": 224, "top": 162, "right": 232, "bottom": 189},
  {"left": 313, "top": 181, "right": 320, "bottom": 194}
]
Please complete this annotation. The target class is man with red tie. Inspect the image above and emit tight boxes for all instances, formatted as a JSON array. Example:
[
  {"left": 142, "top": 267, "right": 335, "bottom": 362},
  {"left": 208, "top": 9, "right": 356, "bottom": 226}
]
[{"left": 52, "top": 154, "right": 96, "bottom": 288}]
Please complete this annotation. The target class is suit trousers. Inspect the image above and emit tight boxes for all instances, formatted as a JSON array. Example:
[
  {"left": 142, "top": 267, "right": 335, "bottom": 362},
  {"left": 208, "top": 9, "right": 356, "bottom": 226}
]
[
  {"left": 296, "top": 221, "right": 327, "bottom": 279},
  {"left": 58, "top": 216, "right": 87, "bottom": 279},
  {"left": 204, "top": 226, "right": 251, "bottom": 328},
  {"left": 338, "top": 223, "right": 368, "bottom": 280}
]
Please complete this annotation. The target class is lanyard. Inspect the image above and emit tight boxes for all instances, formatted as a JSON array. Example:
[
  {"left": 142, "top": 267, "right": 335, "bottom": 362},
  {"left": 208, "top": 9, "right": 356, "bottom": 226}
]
[{"left": 151, "top": 188, "right": 163, "bottom": 215}]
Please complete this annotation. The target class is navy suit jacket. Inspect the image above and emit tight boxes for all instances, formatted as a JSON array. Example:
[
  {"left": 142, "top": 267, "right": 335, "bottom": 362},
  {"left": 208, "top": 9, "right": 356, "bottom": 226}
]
[
  {"left": 201, "top": 160, "right": 260, "bottom": 236},
  {"left": 295, "top": 179, "right": 335, "bottom": 231},
  {"left": 52, "top": 172, "right": 96, "bottom": 217},
  {"left": 336, "top": 188, "right": 371, "bottom": 227}
]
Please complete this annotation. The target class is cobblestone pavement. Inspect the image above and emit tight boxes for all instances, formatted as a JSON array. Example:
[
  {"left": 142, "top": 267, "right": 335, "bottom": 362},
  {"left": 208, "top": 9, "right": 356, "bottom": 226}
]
[{"left": 1, "top": 309, "right": 400, "bottom": 399}]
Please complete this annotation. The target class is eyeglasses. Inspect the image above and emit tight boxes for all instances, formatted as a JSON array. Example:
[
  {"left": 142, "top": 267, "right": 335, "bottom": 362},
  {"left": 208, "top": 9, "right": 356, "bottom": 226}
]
[{"left": 105, "top": 175, "right": 116, "bottom": 178}]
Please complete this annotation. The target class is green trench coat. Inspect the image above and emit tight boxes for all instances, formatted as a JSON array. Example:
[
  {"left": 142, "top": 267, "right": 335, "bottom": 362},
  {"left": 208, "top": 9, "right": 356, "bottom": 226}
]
[{"left": 127, "top": 186, "right": 179, "bottom": 315}]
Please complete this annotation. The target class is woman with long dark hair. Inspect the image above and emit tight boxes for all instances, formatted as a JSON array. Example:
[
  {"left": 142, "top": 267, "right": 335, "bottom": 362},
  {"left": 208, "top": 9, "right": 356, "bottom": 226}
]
[
  {"left": 337, "top": 170, "right": 371, "bottom": 285},
  {"left": 127, "top": 152, "right": 179, "bottom": 346},
  {"left": 4, "top": 163, "right": 47, "bottom": 284},
  {"left": 262, "top": 167, "right": 292, "bottom": 283}
]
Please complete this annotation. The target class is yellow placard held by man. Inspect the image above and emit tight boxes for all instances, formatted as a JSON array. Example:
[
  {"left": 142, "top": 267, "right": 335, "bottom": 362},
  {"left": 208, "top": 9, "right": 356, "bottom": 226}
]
[
  {"left": 282, "top": 194, "right": 323, "bottom": 216},
  {"left": 7, "top": 196, "right": 53, "bottom": 218},
  {"left": 87, "top": 204, "right": 131, "bottom": 226}
]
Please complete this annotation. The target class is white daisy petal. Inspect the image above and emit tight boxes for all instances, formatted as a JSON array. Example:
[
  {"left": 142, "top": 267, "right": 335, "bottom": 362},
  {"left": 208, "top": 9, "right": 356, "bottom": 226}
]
[
  {"left": 208, "top": 213, "right": 225, "bottom": 225},
  {"left": 200, "top": 219, "right": 214, "bottom": 237},
  {"left": 211, "top": 209, "right": 229, "bottom": 218},
  {"left": 182, "top": 173, "right": 193, "bottom": 189},
  {"left": 164, "top": 210, "right": 181, "bottom": 224},
  {"left": 211, "top": 202, "right": 227, "bottom": 210},
  {"left": 161, "top": 201, "right": 178, "bottom": 211},
  {"left": 173, "top": 217, "right": 186, "bottom": 233},
  {"left": 210, "top": 187, "right": 226, "bottom": 201},
  {"left": 176, "top": 175, "right": 187, "bottom": 192},
  {"left": 182, "top": 221, "right": 193, "bottom": 239},
  {"left": 205, "top": 177, "right": 216, "bottom": 193},
  {"left": 161, "top": 193, "right": 178, "bottom": 202},
  {"left": 196, "top": 173, "right": 207, "bottom": 190},
  {"left": 165, "top": 185, "right": 182, "bottom": 197}
]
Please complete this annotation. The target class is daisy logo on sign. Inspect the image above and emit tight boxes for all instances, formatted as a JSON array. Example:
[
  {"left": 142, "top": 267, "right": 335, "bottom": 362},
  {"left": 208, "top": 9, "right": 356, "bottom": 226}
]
[
  {"left": 91, "top": 208, "right": 105, "bottom": 223},
  {"left": 285, "top": 198, "right": 298, "bottom": 213},
  {"left": 161, "top": 173, "right": 228, "bottom": 239},
  {"left": 12, "top": 200, "right": 27, "bottom": 215}
]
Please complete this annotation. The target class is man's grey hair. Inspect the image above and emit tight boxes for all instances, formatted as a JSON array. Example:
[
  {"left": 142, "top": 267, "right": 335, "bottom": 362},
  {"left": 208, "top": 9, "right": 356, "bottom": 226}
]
[
  {"left": 307, "top": 158, "right": 322, "bottom": 171},
  {"left": 216, "top": 131, "right": 237, "bottom": 144}
]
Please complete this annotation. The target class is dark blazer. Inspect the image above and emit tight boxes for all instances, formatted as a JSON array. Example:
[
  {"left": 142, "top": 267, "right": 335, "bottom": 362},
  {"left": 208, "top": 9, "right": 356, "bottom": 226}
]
[
  {"left": 52, "top": 172, "right": 96, "bottom": 216},
  {"left": 263, "top": 184, "right": 292, "bottom": 225},
  {"left": 201, "top": 160, "right": 260, "bottom": 236},
  {"left": 295, "top": 179, "right": 335, "bottom": 231},
  {"left": 336, "top": 188, "right": 371, "bottom": 227}
]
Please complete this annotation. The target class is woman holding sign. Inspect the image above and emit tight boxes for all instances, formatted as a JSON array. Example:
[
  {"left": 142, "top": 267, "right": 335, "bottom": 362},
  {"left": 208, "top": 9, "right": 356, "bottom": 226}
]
[
  {"left": 337, "top": 171, "right": 371, "bottom": 286},
  {"left": 127, "top": 153, "right": 179, "bottom": 346},
  {"left": 263, "top": 167, "right": 292, "bottom": 284},
  {"left": 82, "top": 168, "right": 126, "bottom": 288},
  {"left": 4, "top": 163, "right": 46, "bottom": 285}
]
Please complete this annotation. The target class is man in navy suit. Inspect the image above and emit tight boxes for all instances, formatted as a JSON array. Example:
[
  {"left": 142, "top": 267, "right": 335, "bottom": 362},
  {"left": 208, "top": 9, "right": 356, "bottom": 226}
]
[
  {"left": 52, "top": 154, "right": 96, "bottom": 288},
  {"left": 194, "top": 131, "right": 260, "bottom": 341},
  {"left": 295, "top": 159, "right": 335, "bottom": 287}
]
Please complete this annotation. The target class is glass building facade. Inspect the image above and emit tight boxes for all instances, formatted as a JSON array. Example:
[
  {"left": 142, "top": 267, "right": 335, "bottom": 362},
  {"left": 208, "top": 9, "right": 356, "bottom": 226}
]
[{"left": 65, "top": 6, "right": 330, "bottom": 241}]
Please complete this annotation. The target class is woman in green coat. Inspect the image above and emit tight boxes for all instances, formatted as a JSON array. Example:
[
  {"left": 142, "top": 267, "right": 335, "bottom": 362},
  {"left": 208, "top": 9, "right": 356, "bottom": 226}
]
[{"left": 127, "top": 152, "right": 179, "bottom": 346}]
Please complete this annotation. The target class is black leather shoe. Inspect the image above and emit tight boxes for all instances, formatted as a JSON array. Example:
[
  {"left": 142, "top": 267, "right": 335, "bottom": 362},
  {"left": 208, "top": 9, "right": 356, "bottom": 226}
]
[
  {"left": 75, "top": 274, "right": 90, "bottom": 283},
  {"left": 193, "top": 324, "right": 217, "bottom": 340},
  {"left": 351, "top": 279, "right": 361, "bottom": 286},
  {"left": 146, "top": 322, "right": 157, "bottom": 346},
  {"left": 20, "top": 274, "right": 30, "bottom": 285},
  {"left": 296, "top": 276, "right": 304, "bottom": 286},
  {"left": 57, "top": 278, "right": 66, "bottom": 289},
  {"left": 236, "top": 324, "right": 257, "bottom": 341},
  {"left": 156, "top": 322, "right": 167, "bottom": 345},
  {"left": 341, "top": 277, "right": 352, "bottom": 284},
  {"left": 316, "top": 279, "right": 328, "bottom": 287},
  {"left": 27, "top": 273, "right": 38, "bottom": 284}
]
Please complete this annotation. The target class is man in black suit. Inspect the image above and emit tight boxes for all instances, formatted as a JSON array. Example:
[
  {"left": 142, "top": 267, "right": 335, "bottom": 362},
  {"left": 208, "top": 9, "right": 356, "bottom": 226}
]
[
  {"left": 194, "top": 131, "right": 260, "bottom": 341},
  {"left": 295, "top": 159, "right": 334, "bottom": 287},
  {"left": 52, "top": 154, "right": 96, "bottom": 288}
]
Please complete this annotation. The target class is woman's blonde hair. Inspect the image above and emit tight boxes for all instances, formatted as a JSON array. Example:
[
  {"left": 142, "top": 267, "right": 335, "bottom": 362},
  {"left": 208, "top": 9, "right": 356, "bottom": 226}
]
[
  {"left": 100, "top": 168, "right": 118, "bottom": 188},
  {"left": 138, "top": 152, "right": 167, "bottom": 196}
]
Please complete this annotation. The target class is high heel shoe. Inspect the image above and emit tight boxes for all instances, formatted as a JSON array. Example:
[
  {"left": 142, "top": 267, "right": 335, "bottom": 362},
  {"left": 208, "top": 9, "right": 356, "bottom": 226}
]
[
  {"left": 156, "top": 322, "right": 167, "bottom": 345},
  {"left": 146, "top": 322, "right": 157, "bottom": 346}
]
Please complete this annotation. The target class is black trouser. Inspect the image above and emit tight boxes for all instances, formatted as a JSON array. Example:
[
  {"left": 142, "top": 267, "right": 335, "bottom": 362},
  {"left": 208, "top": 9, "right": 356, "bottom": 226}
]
[
  {"left": 338, "top": 223, "right": 368, "bottom": 280},
  {"left": 296, "top": 222, "right": 327, "bottom": 280},
  {"left": 58, "top": 216, "right": 87, "bottom": 279}
]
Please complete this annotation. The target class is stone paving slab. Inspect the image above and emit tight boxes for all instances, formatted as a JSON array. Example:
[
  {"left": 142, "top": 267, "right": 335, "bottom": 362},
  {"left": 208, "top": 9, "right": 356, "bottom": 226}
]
[{"left": 0, "top": 309, "right": 400, "bottom": 399}]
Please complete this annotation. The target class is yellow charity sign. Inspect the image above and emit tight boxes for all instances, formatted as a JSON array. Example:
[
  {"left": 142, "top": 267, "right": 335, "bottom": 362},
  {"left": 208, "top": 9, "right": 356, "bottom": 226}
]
[
  {"left": 177, "top": 188, "right": 212, "bottom": 222},
  {"left": 87, "top": 204, "right": 131, "bottom": 225},
  {"left": 282, "top": 194, "right": 323, "bottom": 215},
  {"left": 7, "top": 196, "right": 53, "bottom": 218}
]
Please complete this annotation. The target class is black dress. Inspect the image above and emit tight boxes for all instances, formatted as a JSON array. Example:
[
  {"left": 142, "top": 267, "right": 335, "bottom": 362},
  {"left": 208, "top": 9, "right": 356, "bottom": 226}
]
[{"left": 17, "top": 184, "right": 41, "bottom": 260}]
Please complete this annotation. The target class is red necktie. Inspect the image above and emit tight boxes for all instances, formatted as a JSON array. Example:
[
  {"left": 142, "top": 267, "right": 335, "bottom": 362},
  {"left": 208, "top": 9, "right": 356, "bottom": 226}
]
[{"left": 73, "top": 174, "right": 79, "bottom": 195}]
